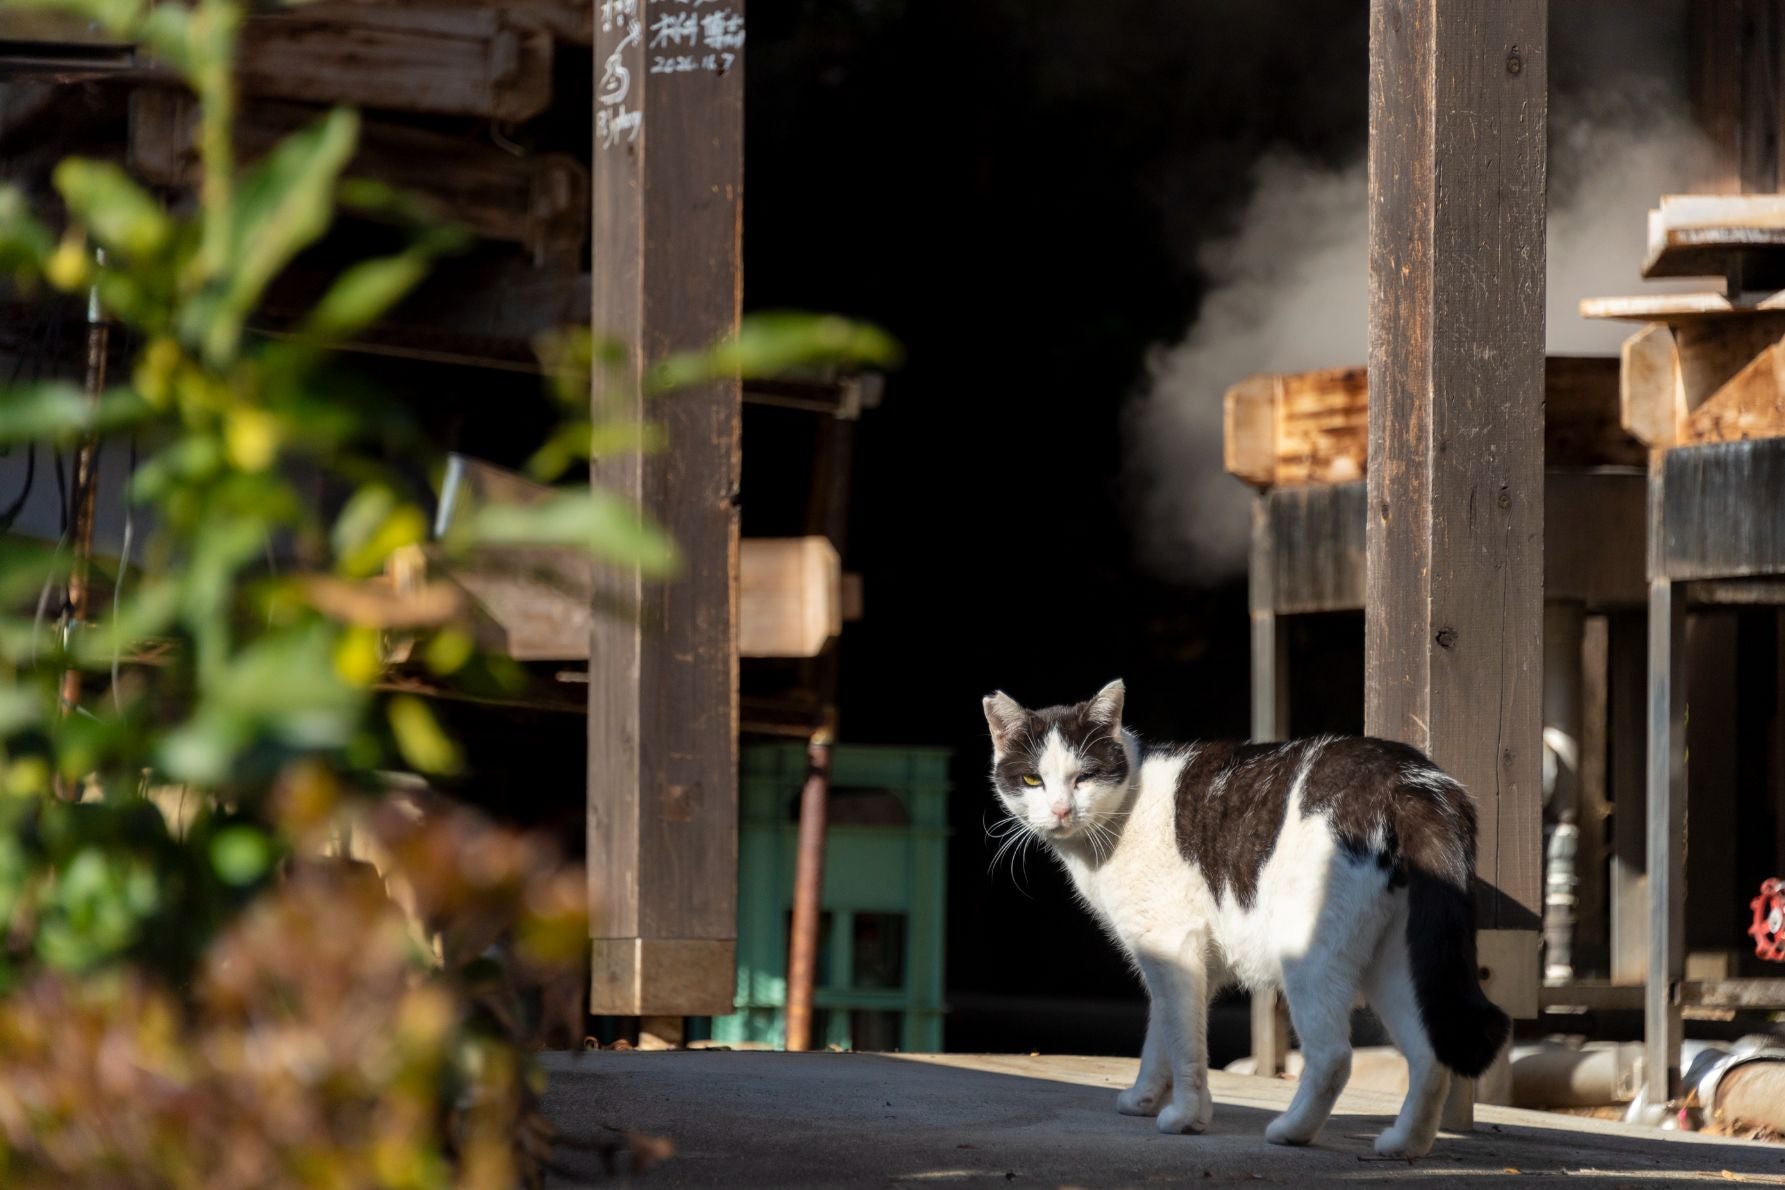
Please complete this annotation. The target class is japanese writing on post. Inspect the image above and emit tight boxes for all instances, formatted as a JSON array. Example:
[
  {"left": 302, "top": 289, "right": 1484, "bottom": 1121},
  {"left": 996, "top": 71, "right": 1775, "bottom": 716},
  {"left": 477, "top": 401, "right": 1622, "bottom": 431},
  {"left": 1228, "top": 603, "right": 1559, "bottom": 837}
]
[{"left": 650, "top": 0, "right": 744, "bottom": 75}]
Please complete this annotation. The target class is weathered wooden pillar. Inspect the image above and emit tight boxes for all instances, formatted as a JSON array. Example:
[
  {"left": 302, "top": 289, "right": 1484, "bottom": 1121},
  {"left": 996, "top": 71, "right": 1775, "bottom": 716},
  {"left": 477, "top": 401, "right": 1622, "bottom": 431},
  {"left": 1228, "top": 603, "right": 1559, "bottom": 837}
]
[
  {"left": 1366, "top": 0, "right": 1547, "bottom": 1121},
  {"left": 1247, "top": 494, "right": 1292, "bottom": 1075},
  {"left": 1643, "top": 578, "right": 1688, "bottom": 1108},
  {"left": 588, "top": 0, "right": 745, "bottom": 1017},
  {"left": 1608, "top": 611, "right": 1649, "bottom": 986}
]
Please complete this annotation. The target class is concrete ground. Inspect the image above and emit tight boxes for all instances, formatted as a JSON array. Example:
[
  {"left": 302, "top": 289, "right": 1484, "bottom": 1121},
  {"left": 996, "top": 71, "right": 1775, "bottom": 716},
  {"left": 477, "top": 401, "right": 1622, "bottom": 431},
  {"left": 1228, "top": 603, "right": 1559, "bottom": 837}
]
[{"left": 539, "top": 1050, "right": 1785, "bottom": 1187}]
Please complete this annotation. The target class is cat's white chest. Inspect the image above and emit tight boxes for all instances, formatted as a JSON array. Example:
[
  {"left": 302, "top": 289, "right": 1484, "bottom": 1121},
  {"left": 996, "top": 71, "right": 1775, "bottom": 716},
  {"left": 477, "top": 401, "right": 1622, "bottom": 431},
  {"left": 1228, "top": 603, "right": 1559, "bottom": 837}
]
[{"left": 1059, "top": 752, "right": 1217, "bottom": 962}]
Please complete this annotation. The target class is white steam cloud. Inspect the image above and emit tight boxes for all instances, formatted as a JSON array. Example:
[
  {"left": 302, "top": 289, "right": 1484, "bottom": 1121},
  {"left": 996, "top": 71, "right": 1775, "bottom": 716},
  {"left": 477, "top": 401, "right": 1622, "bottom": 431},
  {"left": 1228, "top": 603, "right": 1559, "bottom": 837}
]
[{"left": 1127, "top": 101, "right": 1714, "bottom": 584}]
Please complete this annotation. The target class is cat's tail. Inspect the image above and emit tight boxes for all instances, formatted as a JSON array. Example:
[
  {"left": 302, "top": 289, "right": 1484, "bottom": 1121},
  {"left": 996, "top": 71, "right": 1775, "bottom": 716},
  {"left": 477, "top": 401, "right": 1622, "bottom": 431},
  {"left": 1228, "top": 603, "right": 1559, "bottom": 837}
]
[{"left": 1396, "top": 773, "right": 1512, "bottom": 1080}]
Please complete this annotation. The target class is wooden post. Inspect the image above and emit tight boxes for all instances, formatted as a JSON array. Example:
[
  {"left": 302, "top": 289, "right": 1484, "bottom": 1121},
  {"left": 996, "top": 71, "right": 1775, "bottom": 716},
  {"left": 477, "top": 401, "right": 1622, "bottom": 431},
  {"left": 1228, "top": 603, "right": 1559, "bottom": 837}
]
[
  {"left": 1688, "top": 0, "right": 1785, "bottom": 197},
  {"left": 1575, "top": 614, "right": 1611, "bottom": 970},
  {"left": 1644, "top": 578, "right": 1688, "bottom": 1110},
  {"left": 1609, "top": 611, "right": 1649, "bottom": 986},
  {"left": 1367, "top": 0, "right": 1547, "bottom": 1123},
  {"left": 587, "top": 0, "right": 745, "bottom": 1018},
  {"left": 1247, "top": 494, "right": 1292, "bottom": 1076}
]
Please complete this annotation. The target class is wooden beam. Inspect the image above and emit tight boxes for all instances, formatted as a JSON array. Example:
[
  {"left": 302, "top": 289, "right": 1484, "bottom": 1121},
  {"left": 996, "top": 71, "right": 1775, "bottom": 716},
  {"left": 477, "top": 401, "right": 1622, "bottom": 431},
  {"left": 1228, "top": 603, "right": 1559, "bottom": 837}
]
[
  {"left": 1223, "top": 357, "right": 1633, "bottom": 488},
  {"left": 237, "top": 3, "right": 554, "bottom": 121},
  {"left": 738, "top": 538, "right": 842, "bottom": 659},
  {"left": 1222, "top": 374, "right": 1278, "bottom": 487},
  {"left": 1247, "top": 493, "right": 1293, "bottom": 1076},
  {"left": 1685, "top": 337, "right": 1785, "bottom": 443},
  {"left": 1542, "top": 357, "right": 1645, "bottom": 469},
  {"left": 587, "top": 0, "right": 744, "bottom": 1017},
  {"left": 1688, "top": 0, "right": 1785, "bottom": 197},
  {"left": 324, "top": 0, "right": 594, "bottom": 45},
  {"left": 1574, "top": 614, "right": 1610, "bottom": 968},
  {"left": 1368, "top": 1, "right": 1547, "bottom": 1119},
  {"left": 1653, "top": 438, "right": 1785, "bottom": 580},
  {"left": 1608, "top": 611, "right": 1648, "bottom": 987},
  {"left": 1644, "top": 578, "right": 1688, "bottom": 1108},
  {"left": 1618, "top": 315, "right": 1785, "bottom": 448},
  {"left": 1584, "top": 291, "right": 1785, "bottom": 321},
  {"left": 1367, "top": 0, "right": 1547, "bottom": 929},
  {"left": 1644, "top": 194, "right": 1785, "bottom": 288},
  {"left": 131, "top": 91, "right": 588, "bottom": 258}
]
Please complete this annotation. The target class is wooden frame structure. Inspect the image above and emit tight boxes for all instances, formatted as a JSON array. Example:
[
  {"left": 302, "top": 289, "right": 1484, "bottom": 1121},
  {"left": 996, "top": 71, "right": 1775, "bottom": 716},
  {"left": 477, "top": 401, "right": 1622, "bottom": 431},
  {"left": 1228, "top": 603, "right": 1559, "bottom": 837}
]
[
  {"left": 1230, "top": 360, "right": 1648, "bottom": 1089},
  {"left": 2, "top": 0, "right": 763, "bottom": 1021},
  {"left": 1575, "top": 284, "right": 1785, "bottom": 1110}
]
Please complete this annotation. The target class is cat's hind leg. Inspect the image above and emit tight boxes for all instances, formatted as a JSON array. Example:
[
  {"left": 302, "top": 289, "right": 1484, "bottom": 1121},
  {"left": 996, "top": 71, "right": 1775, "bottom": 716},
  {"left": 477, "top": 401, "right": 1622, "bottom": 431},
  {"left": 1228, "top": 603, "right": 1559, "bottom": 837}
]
[
  {"left": 1264, "top": 959, "right": 1356, "bottom": 1147},
  {"left": 1362, "top": 921, "right": 1450, "bottom": 1159}
]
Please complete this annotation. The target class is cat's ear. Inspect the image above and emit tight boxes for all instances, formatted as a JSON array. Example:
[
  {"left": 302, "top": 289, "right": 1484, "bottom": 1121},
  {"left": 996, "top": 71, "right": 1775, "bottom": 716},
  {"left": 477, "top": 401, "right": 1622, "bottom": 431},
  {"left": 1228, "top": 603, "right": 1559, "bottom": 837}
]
[
  {"left": 1088, "top": 679, "right": 1125, "bottom": 729},
  {"left": 983, "top": 692, "right": 1027, "bottom": 755}
]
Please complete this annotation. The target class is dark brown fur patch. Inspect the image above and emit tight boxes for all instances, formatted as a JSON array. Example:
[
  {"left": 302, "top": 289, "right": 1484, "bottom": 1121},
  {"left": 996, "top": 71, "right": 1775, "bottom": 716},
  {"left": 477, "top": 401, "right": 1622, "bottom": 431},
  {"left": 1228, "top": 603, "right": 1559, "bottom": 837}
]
[
  {"left": 1171, "top": 736, "right": 1478, "bottom": 909},
  {"left": 1170, "top": 740, "right": 1303, "bottom": 908}
]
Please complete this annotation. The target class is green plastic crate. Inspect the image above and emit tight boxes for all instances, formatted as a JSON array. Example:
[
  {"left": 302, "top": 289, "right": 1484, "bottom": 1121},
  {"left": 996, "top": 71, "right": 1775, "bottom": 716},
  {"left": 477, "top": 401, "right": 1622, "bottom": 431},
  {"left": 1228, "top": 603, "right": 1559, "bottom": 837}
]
[{"left": 710, "top": 744, "right": 949, "bottom": 1052}]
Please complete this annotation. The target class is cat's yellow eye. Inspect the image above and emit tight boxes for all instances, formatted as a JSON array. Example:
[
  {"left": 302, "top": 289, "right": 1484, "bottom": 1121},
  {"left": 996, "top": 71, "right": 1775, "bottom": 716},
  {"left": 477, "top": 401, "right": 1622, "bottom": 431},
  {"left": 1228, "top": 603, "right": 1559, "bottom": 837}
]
[{"left": 1021, "top": 774, "right": 1042, "bottom": 787}]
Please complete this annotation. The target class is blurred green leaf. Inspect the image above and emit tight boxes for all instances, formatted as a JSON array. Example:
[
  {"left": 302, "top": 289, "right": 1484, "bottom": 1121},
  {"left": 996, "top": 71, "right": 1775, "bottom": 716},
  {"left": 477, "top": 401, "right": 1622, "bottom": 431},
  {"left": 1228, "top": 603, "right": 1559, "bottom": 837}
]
[
  {"left": 387, "top": 694, "right": 460, "bottom": 776},
  {"left": 136, "top": 1, "right": 197, "bottom": 72},
  {"left": 332, "top": 486, "right": 427, "bottom": 578},
  {"left": 156, "top": 709, "right": 247, "bottom": 787},
  {"left": 180, "top": 107, "right": 359, "bottom": 362},
  {"left": 0, "top": 384, "right": 152, "bottom": 445},
  {"left": 53, "top": 158, "right": 174, "bottom": 261},
  {"left": 0, "top": 539, "right": 72, "bottom": 605},
  {"left": 0, "top": 184, "right": 55, "bottom": 272},
  {"left": 461, "top": 489, "right": 678, "bottom": 574},
  {"left": 36, "top": 847, "right": 159, "bottom": 971},
  {"left": 297, "top": 247, "right": 433, "bottom": 342},
  {"left": 0, "top": 685, "right": 43, "bottom": 737},
  {"left": 208, "top": 824, "right": 272, "bottom": 886},
  {"left": 647, "top": 312, "right": 900, "bottom": 393}
]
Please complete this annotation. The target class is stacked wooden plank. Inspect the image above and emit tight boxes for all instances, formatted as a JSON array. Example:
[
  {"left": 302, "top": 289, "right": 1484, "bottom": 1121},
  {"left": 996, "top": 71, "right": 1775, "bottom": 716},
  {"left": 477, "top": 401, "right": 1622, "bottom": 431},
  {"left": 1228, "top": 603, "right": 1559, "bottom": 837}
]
[
  {"left": 115, "top": 0, "right": 594, "bottom": 357},
  {"left": 1583, "top": 195, "right": 1785, "bottom": 452},
  {"left": 1222, "top": 356, "right": 1640, "bottom": 489},
  {"left": 130, "top": 91, "right": 586, "bottom": 260}
]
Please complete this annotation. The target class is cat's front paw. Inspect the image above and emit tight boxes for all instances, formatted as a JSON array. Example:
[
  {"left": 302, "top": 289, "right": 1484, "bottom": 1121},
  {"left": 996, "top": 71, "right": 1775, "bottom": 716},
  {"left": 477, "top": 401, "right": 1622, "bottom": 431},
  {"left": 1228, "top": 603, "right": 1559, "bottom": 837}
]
[
  {"left": 1155, "top": 1098, "right": 1208, "bottom": 1135},
  {"left": 1115, "top": 1085, "right": 1166, "bottom": 1117}
]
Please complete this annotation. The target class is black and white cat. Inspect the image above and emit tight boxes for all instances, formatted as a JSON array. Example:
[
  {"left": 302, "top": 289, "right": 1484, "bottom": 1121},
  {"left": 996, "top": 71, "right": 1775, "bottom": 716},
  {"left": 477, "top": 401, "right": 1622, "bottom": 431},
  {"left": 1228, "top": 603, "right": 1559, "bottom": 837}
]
[{"left": 983, "top": 680, "right": 1509, "bottom": 1159}]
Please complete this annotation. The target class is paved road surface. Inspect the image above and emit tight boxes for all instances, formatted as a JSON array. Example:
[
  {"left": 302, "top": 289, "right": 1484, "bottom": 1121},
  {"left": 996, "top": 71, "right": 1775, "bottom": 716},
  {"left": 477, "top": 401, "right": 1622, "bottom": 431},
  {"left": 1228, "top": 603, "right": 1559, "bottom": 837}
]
[{"left": 540, "top": 1050, "right": 1785, "bottom": 1187}]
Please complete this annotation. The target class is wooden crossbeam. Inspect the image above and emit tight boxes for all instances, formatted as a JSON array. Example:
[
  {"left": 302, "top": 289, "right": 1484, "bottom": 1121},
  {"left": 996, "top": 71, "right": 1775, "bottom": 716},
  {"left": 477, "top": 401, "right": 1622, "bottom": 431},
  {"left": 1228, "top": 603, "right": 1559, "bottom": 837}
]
[
  {"left": 1644, "top": 194, "right": 1785, "bottom": 287},
  {"left": 1223, "top": 357, "right": 1636, "bottom": 488},
  {"left": 1617, "top": 315, "right": 1785, "bottom": 448},
  {"left": 130, "top": 91, "right": 587, "bottom": 257},
  {"left": 237, "top": 3, "right": 555, "bottom": 121}
]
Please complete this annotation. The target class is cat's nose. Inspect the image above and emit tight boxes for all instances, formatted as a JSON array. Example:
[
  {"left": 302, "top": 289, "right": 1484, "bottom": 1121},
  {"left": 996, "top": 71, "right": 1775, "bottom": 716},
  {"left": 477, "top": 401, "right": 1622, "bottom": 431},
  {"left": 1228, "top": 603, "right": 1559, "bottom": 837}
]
[{"left": 1049, "top": 801, "right": 1072, "bottom": 824}]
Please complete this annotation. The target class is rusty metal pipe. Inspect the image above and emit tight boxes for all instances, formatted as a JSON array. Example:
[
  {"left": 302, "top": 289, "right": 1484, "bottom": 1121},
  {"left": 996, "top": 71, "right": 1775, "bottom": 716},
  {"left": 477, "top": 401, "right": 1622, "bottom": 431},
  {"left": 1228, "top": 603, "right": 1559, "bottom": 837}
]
[
  {"left": 1715, "top": 1058, "right": 1785, "bottom": 1136},
  {"left": 55, "top": 263, "right": 109, "bottom": 796},
  {"left": 783, "top": 725, "right": 833, "bottom": 1051}
]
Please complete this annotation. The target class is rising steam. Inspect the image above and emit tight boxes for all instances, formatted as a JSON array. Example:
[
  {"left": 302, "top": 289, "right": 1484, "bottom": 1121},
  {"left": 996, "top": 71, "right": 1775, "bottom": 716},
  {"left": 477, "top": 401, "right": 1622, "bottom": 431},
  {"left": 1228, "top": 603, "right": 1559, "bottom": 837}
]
[{"left": 1127, "top": 29, "right": 1714, "bottom": 584}]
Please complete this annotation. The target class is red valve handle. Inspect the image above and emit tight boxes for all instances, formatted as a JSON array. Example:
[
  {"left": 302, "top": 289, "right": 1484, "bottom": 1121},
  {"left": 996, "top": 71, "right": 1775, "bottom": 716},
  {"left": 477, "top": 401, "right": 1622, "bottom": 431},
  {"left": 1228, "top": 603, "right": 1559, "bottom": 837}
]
[{"left": 1751, "top": 878, "right": 1785, "bottom": 963}]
